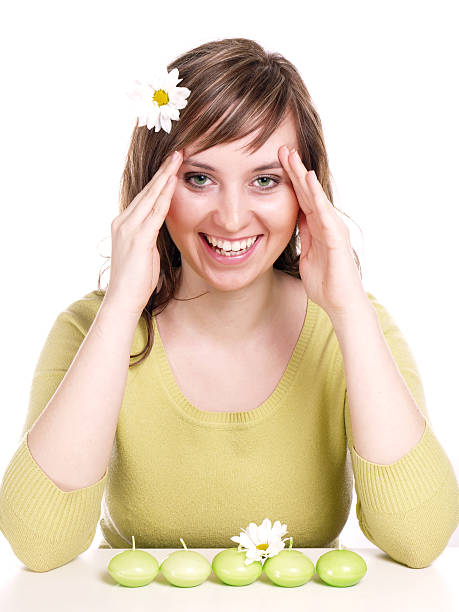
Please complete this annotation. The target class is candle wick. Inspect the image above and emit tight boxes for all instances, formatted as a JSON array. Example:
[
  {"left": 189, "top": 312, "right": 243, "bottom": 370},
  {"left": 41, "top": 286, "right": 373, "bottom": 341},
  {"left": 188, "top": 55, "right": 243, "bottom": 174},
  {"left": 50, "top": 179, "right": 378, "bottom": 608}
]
[{"left": 180, "top": 537, "right": 188, "bottom": 550}]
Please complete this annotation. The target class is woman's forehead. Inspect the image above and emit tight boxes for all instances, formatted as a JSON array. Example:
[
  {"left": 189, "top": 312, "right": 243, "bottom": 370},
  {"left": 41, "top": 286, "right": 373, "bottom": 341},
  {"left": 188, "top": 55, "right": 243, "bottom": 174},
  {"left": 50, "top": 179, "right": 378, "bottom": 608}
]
[
  {"left": 184, "top": 119, "right": 299, "bottom": 160},
  {"left": 183, "top": 106, "right": 299, "bottom": 158}
]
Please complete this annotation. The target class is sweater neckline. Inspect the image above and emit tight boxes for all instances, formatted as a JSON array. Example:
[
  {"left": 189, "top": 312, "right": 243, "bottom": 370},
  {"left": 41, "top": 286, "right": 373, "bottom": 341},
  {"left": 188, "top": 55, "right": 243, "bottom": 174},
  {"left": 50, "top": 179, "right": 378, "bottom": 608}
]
[{"left": 152, "top": 297, "right": 318, "bottom": 426}]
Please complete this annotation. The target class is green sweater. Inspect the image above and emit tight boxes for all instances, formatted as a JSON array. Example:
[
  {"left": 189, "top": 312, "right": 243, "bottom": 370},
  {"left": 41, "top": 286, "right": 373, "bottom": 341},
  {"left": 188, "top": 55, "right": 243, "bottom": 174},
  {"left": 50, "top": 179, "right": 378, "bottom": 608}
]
[{"left": 1, "top": 290, "right": 458, "bottom": 572}]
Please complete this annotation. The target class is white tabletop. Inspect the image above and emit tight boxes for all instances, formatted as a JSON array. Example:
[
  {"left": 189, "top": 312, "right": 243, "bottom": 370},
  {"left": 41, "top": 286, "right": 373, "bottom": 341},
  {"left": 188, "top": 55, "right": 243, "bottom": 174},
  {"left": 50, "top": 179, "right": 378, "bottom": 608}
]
[{"left": 0, "top": 547, "right": 458, "bottom": 612}]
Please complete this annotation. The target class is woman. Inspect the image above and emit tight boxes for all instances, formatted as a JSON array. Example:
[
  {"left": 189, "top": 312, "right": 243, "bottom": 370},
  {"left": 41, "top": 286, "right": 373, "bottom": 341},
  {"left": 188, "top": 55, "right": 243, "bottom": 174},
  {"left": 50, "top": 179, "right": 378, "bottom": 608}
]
[{"left": 1, "top": 37, "right": 458, "bottom": 573}]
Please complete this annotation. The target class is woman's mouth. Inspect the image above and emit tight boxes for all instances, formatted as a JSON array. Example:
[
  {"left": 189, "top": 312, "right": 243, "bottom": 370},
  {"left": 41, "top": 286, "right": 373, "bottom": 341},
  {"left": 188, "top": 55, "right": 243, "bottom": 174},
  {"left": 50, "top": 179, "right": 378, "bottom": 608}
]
[{"left": 198, "top": 233, "right": 263, "bottom": 264}]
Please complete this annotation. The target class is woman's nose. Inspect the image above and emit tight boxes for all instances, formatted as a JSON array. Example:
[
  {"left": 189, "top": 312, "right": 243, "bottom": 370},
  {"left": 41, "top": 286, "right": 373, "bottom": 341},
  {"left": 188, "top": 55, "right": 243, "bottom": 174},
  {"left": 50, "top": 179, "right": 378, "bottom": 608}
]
[{"left": 212, "top": 191, "right": 254, "bottom": 229}]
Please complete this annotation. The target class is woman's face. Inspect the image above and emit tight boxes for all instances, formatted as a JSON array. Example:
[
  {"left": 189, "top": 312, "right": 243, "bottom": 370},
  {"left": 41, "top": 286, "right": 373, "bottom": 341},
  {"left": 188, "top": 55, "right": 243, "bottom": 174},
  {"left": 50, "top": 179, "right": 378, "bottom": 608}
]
[{"left": 165, "top": 112, "right": 300, "bottom": 291}]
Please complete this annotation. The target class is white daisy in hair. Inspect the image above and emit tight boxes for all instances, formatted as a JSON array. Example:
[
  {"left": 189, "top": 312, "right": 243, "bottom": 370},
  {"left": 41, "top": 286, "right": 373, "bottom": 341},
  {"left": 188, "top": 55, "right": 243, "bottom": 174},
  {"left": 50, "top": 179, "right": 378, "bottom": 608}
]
[
  {"left": 126, "top": 67, "right": 191, "bottom": 133},
  {"left": 230, "top": 518, "right": 289, "bottom": 565}
]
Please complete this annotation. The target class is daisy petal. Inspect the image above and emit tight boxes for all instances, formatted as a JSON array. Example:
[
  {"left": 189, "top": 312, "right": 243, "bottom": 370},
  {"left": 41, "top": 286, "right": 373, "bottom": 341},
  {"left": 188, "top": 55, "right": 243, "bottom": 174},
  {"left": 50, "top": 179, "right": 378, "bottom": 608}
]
[
  {"left": 238, "top": 533, "right": 254, "bottom": 548},
  {"left": 171, "top": 87, "right": 191, "bottom": 102},
  {"left": 261, "top": 518, "right": 272, "bottom": 531},
  {"left": 169, "top": 94, "right": 189, "bottom": 111},
  {"left": 272, "top": 520, "right": 288, "bottom": 538},
  {"left": 166, "top": 105, "right": 180, "bottom": 121},
  {"left": 166, "top": 67, "right": 180, "bottom": 88},
  {"left": 259, "top": 518, "right": 271, "bottom": 540},
  {"left": 267, "top": 540, "right": 285, "bottom": 555},
  {"left": 246, "top": 522, "right": 259, "bottom": 541},
  {"left": 146, "top": 105, "right": 160, "bottom": 130},
  {"left": 245, "top": 548, "right": 261, "bottom": 560},
  {"left": 152, "top": 69, "right": 168, "bottom": 91},
  {"left": 160, "top": 111, "right": 172, "bottom": 133}
]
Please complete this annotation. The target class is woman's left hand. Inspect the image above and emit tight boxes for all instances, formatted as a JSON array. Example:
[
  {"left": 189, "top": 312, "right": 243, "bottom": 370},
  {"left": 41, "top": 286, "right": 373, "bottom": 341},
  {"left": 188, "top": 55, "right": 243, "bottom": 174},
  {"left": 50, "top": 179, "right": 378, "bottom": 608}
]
[{"left": 279, "top": 145, "right": 368, "bottom": 319}]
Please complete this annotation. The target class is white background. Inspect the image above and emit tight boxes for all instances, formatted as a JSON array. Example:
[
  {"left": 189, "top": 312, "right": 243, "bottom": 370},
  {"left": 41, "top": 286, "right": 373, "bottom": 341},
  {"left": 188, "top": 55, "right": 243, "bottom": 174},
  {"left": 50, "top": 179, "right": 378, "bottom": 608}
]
[{"left": 0, "top": 0, "right": 458, "bottom": 567}]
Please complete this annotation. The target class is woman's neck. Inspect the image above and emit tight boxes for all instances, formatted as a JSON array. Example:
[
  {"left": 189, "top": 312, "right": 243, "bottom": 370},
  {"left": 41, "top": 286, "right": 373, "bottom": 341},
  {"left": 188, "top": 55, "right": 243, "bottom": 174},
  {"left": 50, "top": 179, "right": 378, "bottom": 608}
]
[{"left": 165, "top": 267, "right": 285, "bottom": 346}]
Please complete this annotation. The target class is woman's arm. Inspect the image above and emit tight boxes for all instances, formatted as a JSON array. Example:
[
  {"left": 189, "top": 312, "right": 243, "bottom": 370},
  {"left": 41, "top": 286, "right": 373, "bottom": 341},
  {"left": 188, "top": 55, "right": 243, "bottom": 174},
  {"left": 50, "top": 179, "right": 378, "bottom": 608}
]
[
  {"left": 335, "top": 292, "right": 459, "bottom": 569},
  {"left": 330, "top": 295, "right": 426, "bottom": 465},
  {"left": 0, "top": 292, "right": 138, "bottom": 572},
  {"left": 27, "top": 297, "right": 139, "bottom": 492}
]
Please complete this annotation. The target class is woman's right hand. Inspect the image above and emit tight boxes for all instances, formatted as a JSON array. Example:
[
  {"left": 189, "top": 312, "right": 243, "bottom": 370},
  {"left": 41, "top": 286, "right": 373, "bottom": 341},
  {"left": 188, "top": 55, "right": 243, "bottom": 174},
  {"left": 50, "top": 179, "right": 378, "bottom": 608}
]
[{"left": 103, "top": 149, "right": 183, "bottom": 318}]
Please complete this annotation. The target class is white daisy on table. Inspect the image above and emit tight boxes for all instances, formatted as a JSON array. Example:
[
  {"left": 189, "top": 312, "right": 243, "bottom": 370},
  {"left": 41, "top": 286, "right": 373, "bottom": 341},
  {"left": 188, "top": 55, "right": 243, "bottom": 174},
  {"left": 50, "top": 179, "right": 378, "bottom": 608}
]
[
  {"left": 230, "top": 518, "right": 289, "bottom": 565},
  {"left": 126, "top": 67, "right": 191, "bottom": 133}
]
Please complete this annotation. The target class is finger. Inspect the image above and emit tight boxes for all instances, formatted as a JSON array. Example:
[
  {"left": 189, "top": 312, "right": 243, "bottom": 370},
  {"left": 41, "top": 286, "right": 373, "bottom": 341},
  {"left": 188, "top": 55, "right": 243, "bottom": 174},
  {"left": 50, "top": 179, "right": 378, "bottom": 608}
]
[
  {"left": 279, "top": 147, "right": 315, "bottom": 216},
  {"left": 145, "top": 174, "right": 177, "bottom": 232},
  {"left": 124, "top": 150, "right": 183, "bottom": 222},
  {"left": 298, "top": 209, "right": 312, "bottom": 254},
  {"left": 144, "top": 150, "right": 182, "bottom": 194},
  {"left": 288, "top": 151, "right": 334, "bottom": 219},
  {"left": 306, "top": 170, "right": 326, "bottom": 202}
]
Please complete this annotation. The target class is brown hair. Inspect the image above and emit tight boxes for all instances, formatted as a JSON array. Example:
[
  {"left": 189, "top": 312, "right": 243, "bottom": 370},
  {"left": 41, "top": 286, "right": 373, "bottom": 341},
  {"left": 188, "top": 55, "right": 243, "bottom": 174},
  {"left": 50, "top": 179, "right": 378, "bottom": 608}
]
[{"left": 96, "top": 37, "right": 362, "bottom": 367}]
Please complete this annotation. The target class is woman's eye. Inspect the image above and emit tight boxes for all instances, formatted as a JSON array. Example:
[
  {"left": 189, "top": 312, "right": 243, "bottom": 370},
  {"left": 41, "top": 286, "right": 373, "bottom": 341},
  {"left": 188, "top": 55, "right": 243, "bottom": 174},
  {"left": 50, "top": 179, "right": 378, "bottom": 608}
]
[
  {"left": 187, "top": 174, "right": 209, "bottom": 187},
  {"left": 184, "top": 174, "right": 280, "bottom": 190},
  {"left": 255, "top": 176, "right": 277, "bottom": 189}
]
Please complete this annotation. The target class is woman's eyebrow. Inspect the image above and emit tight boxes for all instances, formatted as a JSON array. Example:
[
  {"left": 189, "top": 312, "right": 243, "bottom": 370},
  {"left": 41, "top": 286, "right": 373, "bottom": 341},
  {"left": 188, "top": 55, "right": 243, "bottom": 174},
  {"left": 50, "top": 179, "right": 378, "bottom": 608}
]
[{"left": 183, "top": 158, "right": 283, "bottom": 172}]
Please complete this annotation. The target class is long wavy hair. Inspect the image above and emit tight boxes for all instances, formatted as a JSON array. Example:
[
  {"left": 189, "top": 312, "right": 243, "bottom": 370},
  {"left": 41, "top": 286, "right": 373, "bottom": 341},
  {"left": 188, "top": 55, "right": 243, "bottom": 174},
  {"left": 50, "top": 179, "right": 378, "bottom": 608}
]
[{"left": 96, "top": 37, "right": 362, "bottom": 368}]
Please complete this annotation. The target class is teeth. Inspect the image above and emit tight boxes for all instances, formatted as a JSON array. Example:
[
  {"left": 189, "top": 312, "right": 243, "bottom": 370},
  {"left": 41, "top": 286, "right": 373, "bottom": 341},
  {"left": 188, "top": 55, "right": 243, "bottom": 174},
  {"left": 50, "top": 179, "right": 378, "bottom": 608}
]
[{"left": 205, "top": 234, "right": 258, "bottom": 251}]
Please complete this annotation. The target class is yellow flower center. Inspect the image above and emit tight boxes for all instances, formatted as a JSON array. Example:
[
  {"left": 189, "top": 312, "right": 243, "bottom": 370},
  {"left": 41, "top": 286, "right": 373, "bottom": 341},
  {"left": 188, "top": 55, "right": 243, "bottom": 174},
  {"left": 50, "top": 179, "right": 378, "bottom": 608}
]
[
  {"left": 256, "top": 543, "right": 269, "bottom": 551},
  {"left": 152, "top": 89, "right": 169, "bottom": 106}
]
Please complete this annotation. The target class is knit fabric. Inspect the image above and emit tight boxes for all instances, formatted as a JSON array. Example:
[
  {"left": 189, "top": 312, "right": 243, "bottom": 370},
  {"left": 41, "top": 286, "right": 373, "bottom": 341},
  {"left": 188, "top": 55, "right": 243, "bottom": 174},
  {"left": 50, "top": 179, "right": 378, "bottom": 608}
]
[{"left": 1, "top": 288, "right": 458, "bottom": 572}]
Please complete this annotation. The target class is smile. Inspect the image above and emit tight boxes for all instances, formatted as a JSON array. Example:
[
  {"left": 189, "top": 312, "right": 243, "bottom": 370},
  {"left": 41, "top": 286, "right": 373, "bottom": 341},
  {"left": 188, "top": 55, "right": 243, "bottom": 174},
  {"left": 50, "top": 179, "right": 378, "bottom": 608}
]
[{"left": 199, "top": 233, "right": 263, "bottom": 264}]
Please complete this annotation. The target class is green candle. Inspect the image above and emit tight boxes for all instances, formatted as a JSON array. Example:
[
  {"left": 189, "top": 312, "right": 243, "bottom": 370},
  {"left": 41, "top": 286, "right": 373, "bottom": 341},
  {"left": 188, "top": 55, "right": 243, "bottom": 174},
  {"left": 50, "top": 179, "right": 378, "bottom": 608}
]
[
  {"left": 315, "top": 549, "right": 367, "bottom": 587},
  {"left": 107, "top": 536, "right": 159, "bottom": 587},
  {"left": 212, "top": 547, "right": 263, "bottom": 586},
  {"left": 159, "top": 538, "right": 212, "bottom": 587},
  {"left": 263, "top": 538, "right": 315, "bottom": 587}
]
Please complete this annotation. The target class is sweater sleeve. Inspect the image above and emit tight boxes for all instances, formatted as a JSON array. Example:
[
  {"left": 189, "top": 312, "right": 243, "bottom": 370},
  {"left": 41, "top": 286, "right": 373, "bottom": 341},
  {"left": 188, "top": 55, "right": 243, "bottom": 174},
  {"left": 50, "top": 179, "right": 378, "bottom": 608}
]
[
  {"left": 0, "top": 292, "right": 108, "bottom": 572},
  {"left": 343, "top": 292, "right": 459, "bottom": 569}
]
